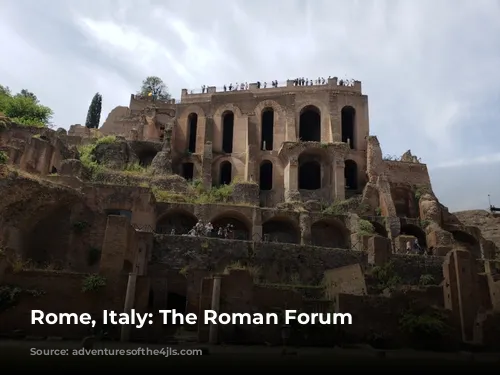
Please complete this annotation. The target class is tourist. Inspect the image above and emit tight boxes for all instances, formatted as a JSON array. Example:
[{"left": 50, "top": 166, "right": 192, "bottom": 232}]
[{"left": 223, "top": 85, "right": 227, "bottom": 92}]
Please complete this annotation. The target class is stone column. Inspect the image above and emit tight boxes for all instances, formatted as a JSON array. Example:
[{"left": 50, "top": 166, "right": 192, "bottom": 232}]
[
  {"left": 121, "top": 272, "right": 138, "bottom": 342},
  {"left": 284, "top": 156, "right": 300, "bottom": 201},
  {"left": 201, "top": 141, "right": 213, "bottom": 190},
  {"left": 251, "top": 209, "right": 262, "bottom": 242},
  {"left": 299, "top": 212, "right": 311, "bottom": 245},
  {"left": 208, "top": 276, "right": 222, "bottom": 344},
  {"left": 334, "top": 157, "right": 345, "bottom": 200}
]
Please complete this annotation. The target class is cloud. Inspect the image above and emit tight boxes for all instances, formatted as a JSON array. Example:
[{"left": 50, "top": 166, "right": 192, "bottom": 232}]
[{"left": 0, "top": 0, "right": 499, "bottom": 211}]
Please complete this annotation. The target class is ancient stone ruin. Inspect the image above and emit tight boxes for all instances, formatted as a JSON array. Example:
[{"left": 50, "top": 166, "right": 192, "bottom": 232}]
[{"left": 0, "top": 77, "right": 499, "bottom": 349}]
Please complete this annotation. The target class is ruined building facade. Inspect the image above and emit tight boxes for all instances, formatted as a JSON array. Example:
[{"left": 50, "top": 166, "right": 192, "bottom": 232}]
[{"left": 0, "top": 77, "right": 499, "bottom": 347}]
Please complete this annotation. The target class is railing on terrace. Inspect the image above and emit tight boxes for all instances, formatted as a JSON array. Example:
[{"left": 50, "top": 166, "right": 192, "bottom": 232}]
[{"left": 182, "top": 77, "right": 357, "bottom": 95}]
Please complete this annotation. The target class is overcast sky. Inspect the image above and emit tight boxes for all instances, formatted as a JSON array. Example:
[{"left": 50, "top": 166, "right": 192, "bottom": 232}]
[{"left": 1, "top": 0, "right": 499, "bottom": 212}]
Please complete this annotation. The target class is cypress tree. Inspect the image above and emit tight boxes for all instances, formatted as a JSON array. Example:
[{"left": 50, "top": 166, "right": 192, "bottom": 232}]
[{"left": 85, "top": 93, "right": 102, "bottom": 129}]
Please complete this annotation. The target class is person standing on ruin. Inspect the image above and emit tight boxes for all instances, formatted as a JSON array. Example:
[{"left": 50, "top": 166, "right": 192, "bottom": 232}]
[{"left": 223, "top": 85, "right": 227, "bottom": 92}]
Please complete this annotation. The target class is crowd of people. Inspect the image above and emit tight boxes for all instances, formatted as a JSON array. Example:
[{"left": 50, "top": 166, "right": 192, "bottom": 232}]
[
  {"left": 169, "top": 220, "right": 235, "bottom": 239},
  {"left": 195, "top": 76, "right": 356, "bottom": 94}
]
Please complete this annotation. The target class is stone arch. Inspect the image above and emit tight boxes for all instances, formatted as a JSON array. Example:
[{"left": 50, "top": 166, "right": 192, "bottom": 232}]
[
  {"left": 341, "top": 106, "right": 356, "bottom": 149},
  {"left": 400, "top": 224, "right": 427, "bottom": 248},
  {"left": 391, "top": 187, "right": 418, "bottom": 218},
  {"left": 156, "top": 209, "right": 198, "bottom": 235},
  {"left": 371, "top": 221, "right": 388, "bottom": 237},
  {"left": 219, "top": 160, "right": 232, "bottom": 185},
  {"left": 344, "top": 159, "right": 358, "bottom": 190},
  {"left": 262, "top": 216, "right": 300, "bottom": 244},
  {"left": 213, "top": 103, "right": 244, "bottom": 119},
  {"left": 23, "top": 205, "right": 73, "bottom": 267},
  {"left": 254, "top": 99, "right": 286, "bottom": 119},
  {"left": 259, "top": 160, "right": 273, "bottom": 191},
  {"left": 298, "top": 149, "right": 326, "bottom": 190},
  {"left": 221, "top": 111, "right": 234, "bottom": 154},
  {"left": 298, "top": 105, "right": 321, "bottom": 142},
  {"left": 210, "top": 210, "right": 251, "bottom": 240},
  {"left": 179, "top": 104, "right": 206, "bottom": 119},
  {"left": 451, "top": 230, "right": 481, "bottom": 258},
  {"left": 311, "top": 219, "right": 349, "bottom": 248},
  {"left": 186, "top": 112, "right": 198, "bottom": 153}
]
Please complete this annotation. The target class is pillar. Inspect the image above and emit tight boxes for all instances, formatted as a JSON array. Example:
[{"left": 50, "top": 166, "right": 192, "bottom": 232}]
[
  {"left": 121, "top": 272, "right": 138, "bottom": 342},
  {"left": 208, "top": 276, "right": 222, "bottom": 344},
  {"left": 299, "top": 213, "right": 311, "bottom": 245},
  {"left": 284, "top": 156, "right": 300, "bottom": 201},
  {"left": 334, "top": 157, "right": 345, "bottom": 200},
  {"left": 251, "top": 209, "right": 262, "bottom": 242}
]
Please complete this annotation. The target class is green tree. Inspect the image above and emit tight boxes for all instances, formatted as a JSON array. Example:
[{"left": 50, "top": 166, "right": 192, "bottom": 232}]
[
  {"left": 85, "top": 92, "right": 102, "bottom": 129},
  {"left": 0, "top": 86, "right": 53, "bottom": 127},
  {"left": 138, "top": 76, "right": 171, "bottom": 100},
  {"left": 18, "top": 89, "right": 38, "bottom": 103}
]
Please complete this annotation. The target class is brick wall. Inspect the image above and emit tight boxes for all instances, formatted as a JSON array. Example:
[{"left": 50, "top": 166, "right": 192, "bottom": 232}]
[{"left": 152, "top": 234, "right": 445, "bottom": 285}]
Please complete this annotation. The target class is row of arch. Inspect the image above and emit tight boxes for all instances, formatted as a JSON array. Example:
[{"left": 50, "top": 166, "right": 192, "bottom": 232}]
[
  {"left": 156, "top": 209, "right": 349, "bottom": 249},
  {"left": 180, "top": 156, "right": 360, "bottom": 191},
  {"left": 185, "top": 105, "right": 357, "bottom": 154}
]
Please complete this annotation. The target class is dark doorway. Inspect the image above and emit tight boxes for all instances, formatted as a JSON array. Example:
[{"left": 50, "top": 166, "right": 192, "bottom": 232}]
[
  {"left": 138, "top": 150, "right": 157, "bottom": 167},
  {"left": 341, "top": 106, "right": 355, "bottom": 149},
  {"left": 166, "top": 292, "right": 186, "bottom": 315},
  {"left": 344, "top": 160, "right": 358, "bottom": 190},
  {"left": 187, "top": 113, "right": 198, "bottom": 153},
  {"left": 299, "top": 161, "right": 321, "bottom": 189},
  {"left": 259, "top": 161, "right": 273, "bottom": 190},
  {"left": 222, "top": 111, "right": 234, "bottom": 153},
  {"left": 261, "top": 109, "right": 274, "bottom": 150},
  {"left": 51, "top": 166, "right": 57, "bottom": 174},
  {"left": 220, "top": 161, "right": 232, "bottom": 185},
  {"left": 182, "top": 162, "right": 194, "bottom": 180},
  {"left": 299, "top": 106, "right": 321, "bottom": 142}
]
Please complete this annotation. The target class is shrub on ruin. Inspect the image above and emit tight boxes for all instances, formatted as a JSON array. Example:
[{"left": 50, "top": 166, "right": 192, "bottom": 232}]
[
  {"left": 419, "top": 274, "right": 435, "bottom": 286},
  {"left": 371, "top": 261, "right": 401, "bottom": 292},
  {"left": 358, "top": 219, "right": 375, "bottom": 236},
  {"left": 399, "top": 308, "right": 451, "bottom": 342},
  {"left": 0, "top": 150, "right": 7, "bottom": 164},
  {"left": 82, "top": 274, "right": 107, "bottom": 293},
  {"left": 0, "top": 285, "right": 44, "bottom": 312}
]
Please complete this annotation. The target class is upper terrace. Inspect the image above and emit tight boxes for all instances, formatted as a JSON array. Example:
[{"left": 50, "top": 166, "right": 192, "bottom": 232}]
[
  {"left": 131, "top": 76, "right": 362, "bottom": 106},
  {"left": 180, "top": 76, "right": 362, "bottom": 104}
]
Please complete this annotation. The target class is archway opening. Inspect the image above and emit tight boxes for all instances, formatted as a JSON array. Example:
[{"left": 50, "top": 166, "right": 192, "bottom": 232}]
[
  {"left": 371, "top": 221, "right": 388, "bottom": 237},
  {"left": 341, "top": 106, "right": 355, "bottom": 149},
  {"left": 451, "top": 230, "right": 481, "bottom": 258},
  {"left": 259, "top": 161, "right": 273, "bottom": 191},
  {"left": 182, "top": 162, "right": 194, "bottom": 180},
  {"left": 401, "top": 224, "right": 427, "bottom": 248},
  {"left": 261, "top": 108, "right": 274, "bottom": 150},
  {"left": 391, "top": 187, "right": 417, "bottom": 218},
  {"left": 344, "top": 159, "right": 358, "bottom": 190},
  {"left": 23, "top": 205, "right": 72, "bottom": 267},
  {"left": 263, "top": 218, "right": 300, "bottom": 244},
  {"left": 187, "top": 113, "right": 198, "bottom": 153},
  {"left": 311, "top": 220, "right": 348, "bottom": 248},
  {"left": 298, "top": 152, "right": 321, "bottom": 190},
  {"left": 51, "top": 166, "right": 57, "bottom": 174},
  {"left": 212, "top": 214, "right": 250, "bottom": 240},
  {"left": 156, "top": 210, "right": 198, "bottom": 235},
  {"left": 219, "top": 161, "right": 232, "bottom": 185},
  {"left": 222, "top": 111, "right": 234, "bottom": 153},
  {"left": 137, "top": 150, "right": 158, "bottom": 167},
  {"left": 166, "top": 292, "right": 186, "bottom": 315},
  {"left": 299, "top": 106, "right": 321, "bottom": 142}
]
